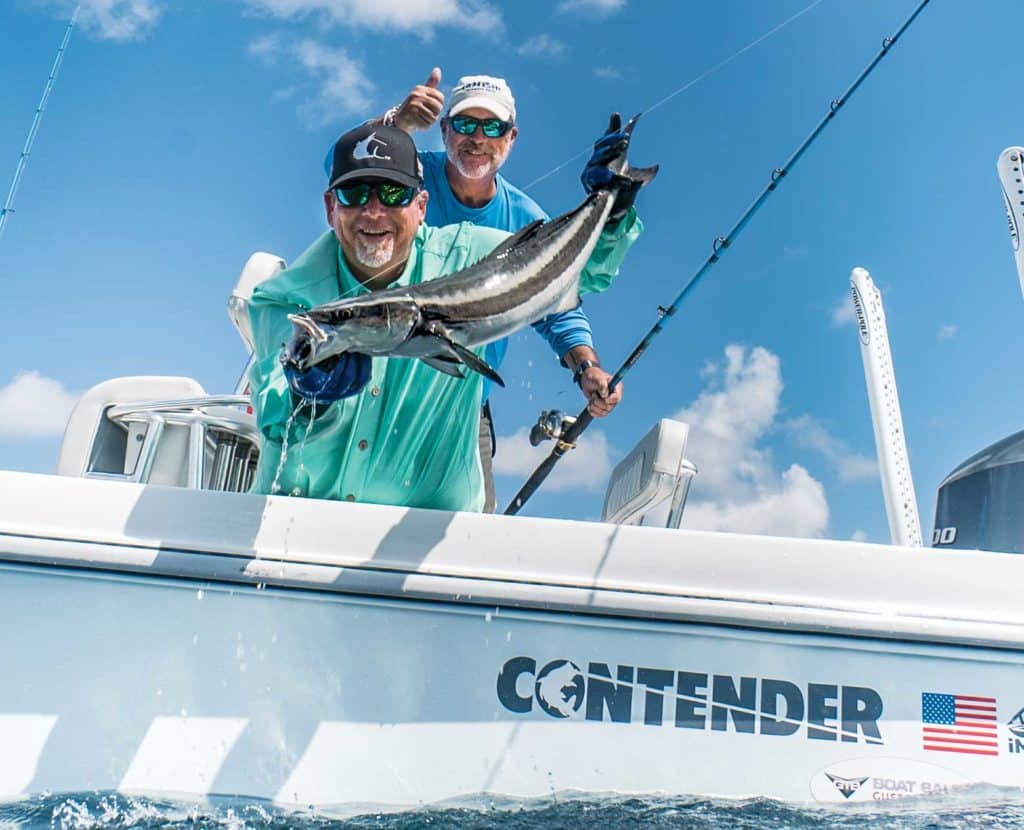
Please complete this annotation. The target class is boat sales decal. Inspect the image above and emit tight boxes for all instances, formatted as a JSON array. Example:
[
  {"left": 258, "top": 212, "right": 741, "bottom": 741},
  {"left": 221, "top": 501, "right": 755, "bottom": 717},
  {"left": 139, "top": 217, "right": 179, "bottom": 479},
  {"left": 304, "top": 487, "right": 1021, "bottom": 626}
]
[
  {"left": 496, "top": 657, "right": 884, "bottom": 744},
  {"left": 809, "top": 758, "right": 972, "bottom": 803}
]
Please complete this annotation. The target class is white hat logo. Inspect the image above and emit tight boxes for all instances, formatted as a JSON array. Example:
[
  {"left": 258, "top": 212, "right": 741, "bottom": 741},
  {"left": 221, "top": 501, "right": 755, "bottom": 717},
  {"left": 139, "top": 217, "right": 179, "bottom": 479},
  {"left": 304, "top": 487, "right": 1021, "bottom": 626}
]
[{"left": 353, "top": 132, "right": 391, "bottom": 162}]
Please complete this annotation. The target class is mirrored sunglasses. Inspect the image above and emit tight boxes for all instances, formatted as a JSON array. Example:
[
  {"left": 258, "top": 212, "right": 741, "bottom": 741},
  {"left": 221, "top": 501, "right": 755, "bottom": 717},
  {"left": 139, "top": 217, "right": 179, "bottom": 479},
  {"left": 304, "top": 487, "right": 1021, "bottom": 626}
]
[
  {"left": 448, "top": 115, "right": 512, "bottom": 139},
  {"left": 334, "top": 182, "right": 418, "bottom": 208}
]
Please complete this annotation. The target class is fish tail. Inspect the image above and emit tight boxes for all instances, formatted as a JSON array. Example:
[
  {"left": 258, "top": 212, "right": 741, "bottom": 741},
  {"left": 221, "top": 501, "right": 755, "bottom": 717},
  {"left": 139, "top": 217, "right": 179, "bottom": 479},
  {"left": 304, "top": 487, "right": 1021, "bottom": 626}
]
[{"left": 623, "top": 163, "right": 659, "bottom": 188}]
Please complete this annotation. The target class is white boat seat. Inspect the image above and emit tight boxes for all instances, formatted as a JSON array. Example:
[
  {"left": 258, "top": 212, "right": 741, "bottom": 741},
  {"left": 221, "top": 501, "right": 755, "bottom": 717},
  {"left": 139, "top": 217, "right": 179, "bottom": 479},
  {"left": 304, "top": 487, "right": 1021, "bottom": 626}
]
[
  {"left": 602, "top": 419, "right": 697, "bottom": 528},
  {"left": 228, "top": 252, "right": 286, "bottom": 352},
  {"left": 55, "top": 252, "right": 290, "bottom": 492},
  {"left": 227, "top": 252, "right": 287, "bottom": 395},
  {"left": 56, "top": 376, "right": 259, "bottom": 492}
]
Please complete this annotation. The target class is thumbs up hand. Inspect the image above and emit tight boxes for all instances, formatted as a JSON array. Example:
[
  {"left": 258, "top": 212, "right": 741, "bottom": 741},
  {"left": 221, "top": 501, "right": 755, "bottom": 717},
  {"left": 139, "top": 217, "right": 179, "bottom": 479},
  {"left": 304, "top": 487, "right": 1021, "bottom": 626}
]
[{"left": 393, "top": 67, "right": 445, "bottom": 132}]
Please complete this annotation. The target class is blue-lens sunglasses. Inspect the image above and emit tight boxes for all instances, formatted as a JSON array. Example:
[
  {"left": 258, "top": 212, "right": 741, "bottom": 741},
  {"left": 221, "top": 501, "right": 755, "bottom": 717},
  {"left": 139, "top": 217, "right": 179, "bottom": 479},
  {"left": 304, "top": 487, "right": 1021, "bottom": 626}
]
[{"left": 448, "top": 114, "right": 512, "bottom": 139}]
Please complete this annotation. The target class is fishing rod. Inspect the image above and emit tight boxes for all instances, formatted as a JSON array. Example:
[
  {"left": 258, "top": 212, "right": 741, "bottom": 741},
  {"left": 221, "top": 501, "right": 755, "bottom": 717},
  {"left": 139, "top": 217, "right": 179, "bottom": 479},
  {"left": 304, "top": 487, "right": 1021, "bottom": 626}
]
[
  {"left": 504, "top": 0, "right": 933, "bottom": 516},
  {"left": 0, "top": 5, "right": 79, "bottom": 243}
]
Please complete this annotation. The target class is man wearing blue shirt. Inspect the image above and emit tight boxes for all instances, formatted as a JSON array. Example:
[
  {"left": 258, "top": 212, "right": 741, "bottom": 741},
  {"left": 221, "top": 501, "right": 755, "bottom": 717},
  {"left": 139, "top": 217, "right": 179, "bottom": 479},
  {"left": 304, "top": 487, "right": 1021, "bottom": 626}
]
[{"left": 345, "top": 69, "right": 637, "bottom": 510}]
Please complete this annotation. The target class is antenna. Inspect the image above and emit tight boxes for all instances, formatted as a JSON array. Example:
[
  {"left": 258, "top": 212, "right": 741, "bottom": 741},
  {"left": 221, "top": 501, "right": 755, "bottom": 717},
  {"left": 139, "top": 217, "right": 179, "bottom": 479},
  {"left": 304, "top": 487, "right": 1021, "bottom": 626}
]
[
  {"left": 997, "top": 147, "right": 1024, "bottom": 299},
  {"left": 850, "top": 267, "right": 923, "bottom": 547},
  {"left": 0, "top": 5, "right": 80, "bottom": 243}
]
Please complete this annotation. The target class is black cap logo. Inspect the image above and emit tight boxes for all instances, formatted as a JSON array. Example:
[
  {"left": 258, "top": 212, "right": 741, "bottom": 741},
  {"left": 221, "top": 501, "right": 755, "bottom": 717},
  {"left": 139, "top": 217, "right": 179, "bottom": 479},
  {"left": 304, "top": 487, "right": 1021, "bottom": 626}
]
[{"left": 328, "top": 124, "right": 420, "bottom": 189}]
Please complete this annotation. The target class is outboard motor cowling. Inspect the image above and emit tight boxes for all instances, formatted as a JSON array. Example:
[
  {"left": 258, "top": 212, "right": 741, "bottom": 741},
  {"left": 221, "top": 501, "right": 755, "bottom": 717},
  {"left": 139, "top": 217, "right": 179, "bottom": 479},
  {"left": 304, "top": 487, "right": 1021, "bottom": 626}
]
[{"left": 933, "top": 429, "right": 1024, "bottom": 553}]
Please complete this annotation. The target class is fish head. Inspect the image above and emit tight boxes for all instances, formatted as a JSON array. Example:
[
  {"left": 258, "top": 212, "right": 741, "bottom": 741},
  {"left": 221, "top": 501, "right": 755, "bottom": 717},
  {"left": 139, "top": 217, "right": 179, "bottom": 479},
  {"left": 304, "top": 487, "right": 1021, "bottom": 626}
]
[{"left": 282, "top": 295, "right": 419, "bottom": 371}]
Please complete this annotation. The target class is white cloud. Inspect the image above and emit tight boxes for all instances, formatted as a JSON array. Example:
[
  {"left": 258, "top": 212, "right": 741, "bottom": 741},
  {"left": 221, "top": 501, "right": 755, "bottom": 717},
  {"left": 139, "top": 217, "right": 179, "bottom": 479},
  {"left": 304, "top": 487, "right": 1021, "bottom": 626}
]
[
  {"left": 248, "top": 32, "right": 283, "bottom": 61},
  {"left": 271, "top": 85, "right": 300, "bottom": 102},
  {"left": 558, "top": 0, "right": 625, "bottom": 15},
  {"left": 938, "top": 324, "right": 957, "bottom": 341},
  {"left": 851, "top": 529, "right": 868, "bottom": 542},
  {"left": 517, "top": 33, "right": 566, "bottom": 58},
  {"left": 683, "top": 465, "right": 829, "bottom": 537},
  {"left": 294, "top": 39, "right": 375, "bottom": 122},
  {"left": 0, "top": 371, "right": 78, "bottom": 437},
  {"left": 243, "top": 0, "right": 501, "bottom": 34},
  {"left": 831, "top": 293, "right": 855, "bottom": 327},
  {"left": 784, "top": 414, "right": 877, "bottom": 483},
  {"left": 669, "top": 344, "right": 830, "bottom": 538},
  {"left": 675, "top": 345, "right": 782, "bottom": 496},
  {"left": 494, "top": 427, "right": 614, "bottom": 493},
  {"left": 251, "top": 36, "right": 375, "bottom": 124},
  {"left": 42, "top": 0, "right": 162, "bottom": 40},
  {"left": 594, "top": 65, "right": 623, "bottom": 81}
]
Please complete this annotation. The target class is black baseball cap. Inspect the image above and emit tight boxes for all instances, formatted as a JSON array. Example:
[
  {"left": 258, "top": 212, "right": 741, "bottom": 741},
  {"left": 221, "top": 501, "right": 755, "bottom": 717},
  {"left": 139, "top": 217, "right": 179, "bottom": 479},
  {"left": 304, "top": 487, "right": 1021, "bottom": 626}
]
[{"left": 327, "top": 124, "right": 422, "bottom": 190}]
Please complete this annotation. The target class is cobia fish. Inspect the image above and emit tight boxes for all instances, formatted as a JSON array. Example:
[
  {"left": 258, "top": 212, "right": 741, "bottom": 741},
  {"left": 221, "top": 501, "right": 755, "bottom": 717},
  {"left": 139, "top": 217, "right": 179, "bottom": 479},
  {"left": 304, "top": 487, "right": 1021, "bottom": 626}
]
[{"left": 282, "top": 113, "right": 657, "bottom": 387}]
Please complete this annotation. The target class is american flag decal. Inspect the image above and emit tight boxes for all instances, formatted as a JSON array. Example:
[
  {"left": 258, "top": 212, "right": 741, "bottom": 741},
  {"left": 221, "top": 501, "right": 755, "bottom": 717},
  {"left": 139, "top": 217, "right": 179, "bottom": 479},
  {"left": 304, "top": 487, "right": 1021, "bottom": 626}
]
[{"left": 921, "top": 692, "right": 998, "bottom": 756}]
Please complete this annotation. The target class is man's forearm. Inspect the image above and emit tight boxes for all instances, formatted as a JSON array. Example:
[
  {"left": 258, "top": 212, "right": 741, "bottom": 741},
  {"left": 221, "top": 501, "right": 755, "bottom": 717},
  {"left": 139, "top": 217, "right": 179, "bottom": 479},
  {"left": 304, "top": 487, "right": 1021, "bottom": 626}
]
[
  {"left": 563, "top": 344, "right": 622, "bottom": 418},
  {"left": 564, "top": 344, "right": 600, "bottom": 375}
]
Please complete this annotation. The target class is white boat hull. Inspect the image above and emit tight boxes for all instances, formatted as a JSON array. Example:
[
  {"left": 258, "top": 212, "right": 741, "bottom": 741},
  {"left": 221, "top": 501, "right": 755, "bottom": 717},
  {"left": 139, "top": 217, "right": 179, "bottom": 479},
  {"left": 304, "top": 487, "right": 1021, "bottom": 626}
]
[{"left": 0, "top": 471, "right": 1022, "bottom": 809}]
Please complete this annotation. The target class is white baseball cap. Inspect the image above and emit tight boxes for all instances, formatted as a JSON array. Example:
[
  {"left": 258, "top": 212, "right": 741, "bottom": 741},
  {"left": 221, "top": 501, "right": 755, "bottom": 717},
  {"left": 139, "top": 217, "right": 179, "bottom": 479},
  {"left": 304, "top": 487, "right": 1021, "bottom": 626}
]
[{"left": 448, "top": 75, "right": 516, "bottom": 123}]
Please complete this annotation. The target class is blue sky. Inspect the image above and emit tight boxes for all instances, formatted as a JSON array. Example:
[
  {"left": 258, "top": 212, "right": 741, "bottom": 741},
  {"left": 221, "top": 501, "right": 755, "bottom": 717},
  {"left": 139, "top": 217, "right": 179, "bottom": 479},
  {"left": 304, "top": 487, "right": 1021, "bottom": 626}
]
[{"left": 1, "top": 0, "right": 1021, "bottom": 542}]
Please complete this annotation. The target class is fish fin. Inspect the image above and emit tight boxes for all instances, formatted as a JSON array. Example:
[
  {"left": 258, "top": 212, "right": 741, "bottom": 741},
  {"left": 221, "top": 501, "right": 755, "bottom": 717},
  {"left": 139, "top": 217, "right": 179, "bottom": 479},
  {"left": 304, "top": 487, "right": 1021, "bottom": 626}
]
[
  {"left": 474, "top": 218, "right": 546, "bottom": 264},
  {"left": 623, "top": 163, "right": 659, "bottom": 188},
  {"left": 420, "top": 355, "right": 465, "bottom": 379},
  {"left": 449, "top": 341, "right": 505, "bottom": 388},
  {"left": 419, "top": 320, "right": 506, "bottom": 388},
  {"left": 489, "top": 208, "right": 598, "bottom": 266}
]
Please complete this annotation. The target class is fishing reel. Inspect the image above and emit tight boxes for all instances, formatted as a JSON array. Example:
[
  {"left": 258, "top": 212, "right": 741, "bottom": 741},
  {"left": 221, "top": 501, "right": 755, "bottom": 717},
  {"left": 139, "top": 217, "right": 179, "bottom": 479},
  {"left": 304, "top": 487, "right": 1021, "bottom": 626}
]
[{"left": 528, "top": 410, "right": 577, "bottom": 448}]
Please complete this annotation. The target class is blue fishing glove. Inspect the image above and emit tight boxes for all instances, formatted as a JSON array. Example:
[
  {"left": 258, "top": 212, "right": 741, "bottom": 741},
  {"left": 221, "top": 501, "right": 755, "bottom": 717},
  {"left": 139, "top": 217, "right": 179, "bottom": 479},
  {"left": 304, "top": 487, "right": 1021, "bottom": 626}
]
[
  {"left": 581, "top": 112, "right": 641, "bottom": 223},
  {"left": 282, "top": 352, "right": 371, "bottom": 404}
]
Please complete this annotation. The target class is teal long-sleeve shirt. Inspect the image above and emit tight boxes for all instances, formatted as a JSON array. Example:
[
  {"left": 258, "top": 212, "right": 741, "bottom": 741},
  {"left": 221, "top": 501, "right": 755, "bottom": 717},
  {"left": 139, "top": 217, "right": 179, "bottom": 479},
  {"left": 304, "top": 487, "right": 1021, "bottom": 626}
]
[{"left": 248, "top": 210, "right": 641, "bottom": 512}]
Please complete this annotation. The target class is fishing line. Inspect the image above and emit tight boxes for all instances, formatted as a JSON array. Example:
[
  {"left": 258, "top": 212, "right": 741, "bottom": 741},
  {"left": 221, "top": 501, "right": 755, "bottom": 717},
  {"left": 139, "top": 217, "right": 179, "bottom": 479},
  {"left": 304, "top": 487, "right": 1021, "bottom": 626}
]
[
  {"left": 505, "top": 0, "right": 933, "bottom": 516},
  {"left": 522, "top": 0, "right": 827, "bottom": 192}
]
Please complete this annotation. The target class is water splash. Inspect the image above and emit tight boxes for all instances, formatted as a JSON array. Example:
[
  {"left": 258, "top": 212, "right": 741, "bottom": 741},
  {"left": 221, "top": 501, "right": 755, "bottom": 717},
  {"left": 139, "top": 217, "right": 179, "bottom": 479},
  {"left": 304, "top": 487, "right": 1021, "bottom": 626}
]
[
  {"left": 0, "top": 788, "right": 1019, "bottom": 830},
  {"left": 270, "top": 406, "right": 303, "bottom": 495},
  {"left": 292, "top": 398, "right": 319, "bottom": 497}
]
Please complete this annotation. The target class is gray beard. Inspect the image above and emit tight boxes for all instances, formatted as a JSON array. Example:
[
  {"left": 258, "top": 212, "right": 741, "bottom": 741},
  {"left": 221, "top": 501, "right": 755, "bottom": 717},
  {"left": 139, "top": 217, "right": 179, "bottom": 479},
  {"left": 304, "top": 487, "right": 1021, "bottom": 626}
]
[
  {"left": 354, "top": 235, "right": 395, "bottom": 268},
  {"left": 451, "top": 156, "right": 493, "bottom": 180},
  {"left": 446, "top": 140, "right": 496, "bottom": 180}
]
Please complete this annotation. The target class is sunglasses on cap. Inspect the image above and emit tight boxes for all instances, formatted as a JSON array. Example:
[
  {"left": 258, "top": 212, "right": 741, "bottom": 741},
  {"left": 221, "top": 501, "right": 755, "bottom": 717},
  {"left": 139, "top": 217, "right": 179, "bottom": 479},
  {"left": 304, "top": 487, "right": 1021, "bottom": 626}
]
[
  {"left": 448, "top": 115, "right": 512, "bottom": 139},
  {"left": 333, "top": 181, "right": 419, "bottom": 208}
]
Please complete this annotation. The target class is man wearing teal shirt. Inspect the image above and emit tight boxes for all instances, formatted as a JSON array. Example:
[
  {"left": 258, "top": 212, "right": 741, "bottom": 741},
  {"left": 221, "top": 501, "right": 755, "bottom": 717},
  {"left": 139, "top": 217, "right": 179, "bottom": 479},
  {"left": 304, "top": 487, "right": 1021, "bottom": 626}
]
[{"left": 248, "top": 123, "right": 642, "bottom": 512}]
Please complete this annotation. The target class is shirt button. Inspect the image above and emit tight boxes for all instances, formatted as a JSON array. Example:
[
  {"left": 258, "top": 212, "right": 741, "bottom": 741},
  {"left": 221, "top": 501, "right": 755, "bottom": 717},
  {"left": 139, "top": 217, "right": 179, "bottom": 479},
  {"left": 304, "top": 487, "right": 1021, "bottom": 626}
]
[
  {"left": 345, "top": 493, "right": 355, "bottom": 502},
  {"left": 358, "top": 439, "right": 369, "bottom": 451},
  {"left": 370, "top": 386, "right": 381, "bottom": 397}
]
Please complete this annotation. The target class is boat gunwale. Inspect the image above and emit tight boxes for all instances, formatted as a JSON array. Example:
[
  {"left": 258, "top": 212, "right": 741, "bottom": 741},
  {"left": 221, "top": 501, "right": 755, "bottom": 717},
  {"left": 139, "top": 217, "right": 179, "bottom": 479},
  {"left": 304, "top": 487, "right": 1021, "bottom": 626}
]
[{"left": 1, "top": 525, "right": 1022, "bottom": 652}]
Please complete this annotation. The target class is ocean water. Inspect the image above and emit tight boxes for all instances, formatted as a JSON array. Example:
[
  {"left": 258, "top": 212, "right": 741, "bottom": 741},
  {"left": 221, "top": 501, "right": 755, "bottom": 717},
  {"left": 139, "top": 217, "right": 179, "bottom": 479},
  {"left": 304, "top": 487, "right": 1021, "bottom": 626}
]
[{"left": 5, "top": 790, "right": 1024, "bottom": 830}]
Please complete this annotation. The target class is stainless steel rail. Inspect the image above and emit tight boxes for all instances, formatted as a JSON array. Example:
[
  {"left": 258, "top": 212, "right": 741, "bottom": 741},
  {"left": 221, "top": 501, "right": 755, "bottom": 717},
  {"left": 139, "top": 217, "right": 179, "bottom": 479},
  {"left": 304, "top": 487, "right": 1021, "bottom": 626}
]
[{"left": 100, "top": 396, "right": 259, "bottom": 492}]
